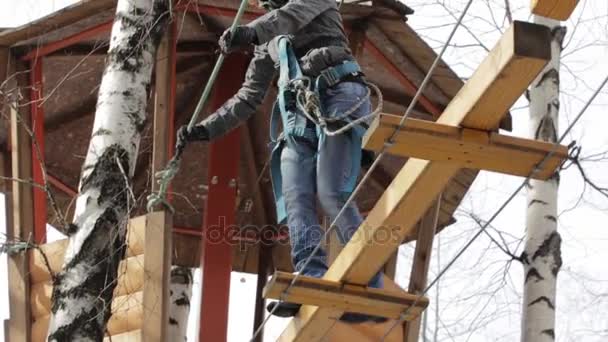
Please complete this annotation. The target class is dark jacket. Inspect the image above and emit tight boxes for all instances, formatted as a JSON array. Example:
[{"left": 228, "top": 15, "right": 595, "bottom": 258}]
[{"left": 200, "top": 0, "right": 354, "bottom": 139}]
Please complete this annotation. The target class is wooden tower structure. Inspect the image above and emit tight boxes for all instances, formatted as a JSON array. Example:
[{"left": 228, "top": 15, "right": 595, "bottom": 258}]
[{"left": 0, "top": 0, "right": 577, "bottom": 341}]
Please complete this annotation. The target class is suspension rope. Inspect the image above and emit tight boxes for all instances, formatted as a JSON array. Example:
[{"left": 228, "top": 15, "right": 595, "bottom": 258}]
[
  {"left": 146, "top": 0, "right": 250, "bottom": 213},
  {"left": 250, "top": 0, "right": 475, "bottom": 340},
  {"left": 378, "top": 73, "right": 608, "bottom": 341}
]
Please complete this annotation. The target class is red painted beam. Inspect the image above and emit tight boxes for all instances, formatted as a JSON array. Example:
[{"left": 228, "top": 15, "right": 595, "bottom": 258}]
[
  {"left": 363, "top": 39, "right": 443, "bottom": 117},
  {"left": 47, "top": 173, "right": 77, "bottom": 197},
  {"left": 198, "top": 54, "right": 249, "bottom": 342},
  {"left": 21, "top": 21, "right": 113, "bottom": 60},
  {"left": 30, "top": 59, "right": 46, "bottom": 244}
]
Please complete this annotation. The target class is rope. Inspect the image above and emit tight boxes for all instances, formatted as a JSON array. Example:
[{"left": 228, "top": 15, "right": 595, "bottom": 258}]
[
  {"left": 146, "top": 0, "right": 250, "bottom": 213},
  {"left": 378, "top": 73, "right": 608, "bottom": 341},
  {"left": 250, "top": 0, "right": 474, "bottom": 340},
  {"left": 292, "top": 78, "right": 385, "bottom": 137}
]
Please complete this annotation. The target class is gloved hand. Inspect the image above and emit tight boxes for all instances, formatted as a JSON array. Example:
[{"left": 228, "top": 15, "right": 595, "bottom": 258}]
[
  {"left": 218, "top": 26, "right": 258, "bottom": 54},
  {"left": 177, "top": 124, "right": 209, "bottom": 144}
]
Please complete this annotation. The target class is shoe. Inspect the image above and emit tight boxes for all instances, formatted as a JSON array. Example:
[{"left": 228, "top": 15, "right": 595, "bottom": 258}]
[
  {"left": 339, "top": 312, "right": 389, "bottom": 324},
  {"left": 266, "top": 301, "right": 302, "bottom": 317}
]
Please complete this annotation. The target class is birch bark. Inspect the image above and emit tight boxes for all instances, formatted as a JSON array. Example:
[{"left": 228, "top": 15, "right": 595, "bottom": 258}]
[
  {"left": 521, "top": 16, "right": 566, "bottom": 342},
  {"left": 168, "top": 266, "right": 194, "bottom": 341},
  {"left": 47, "top": 1, "right": 169, "bottom": 340}
]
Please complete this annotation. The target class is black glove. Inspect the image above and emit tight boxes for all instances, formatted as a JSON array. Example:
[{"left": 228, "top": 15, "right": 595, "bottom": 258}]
[
  {"left": 177, "top": 124, "right": 209, "bottom": 144},
  {"left": 218, "top": 26, "right": 258, "bottom": 54}
]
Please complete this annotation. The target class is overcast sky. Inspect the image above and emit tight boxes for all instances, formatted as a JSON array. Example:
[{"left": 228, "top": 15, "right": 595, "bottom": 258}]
[{"left": 1, "top": 1, "right": 607, "bottom": 341}]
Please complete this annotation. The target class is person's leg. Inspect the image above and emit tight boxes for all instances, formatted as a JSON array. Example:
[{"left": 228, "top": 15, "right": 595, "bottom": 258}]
[
  {"left": 267, "top": 137, "right": 328, "bottom": 317},
  {"left": 281, "top": 138, "right": 328, "bottom": 278},
  {"left": 317, "top": 81, "right": 386, "bottom": 323}
]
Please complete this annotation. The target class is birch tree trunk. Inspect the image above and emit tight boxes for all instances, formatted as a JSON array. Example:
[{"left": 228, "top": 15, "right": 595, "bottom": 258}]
[
  {"left": 47, "top": 1, "right": 169, "bottom": 340},
  {"left": 521, "top": 16, "right": 566, "bottom": 342},
  {"left": 168, "top": 266, "right": 194, "bottom": 341}
]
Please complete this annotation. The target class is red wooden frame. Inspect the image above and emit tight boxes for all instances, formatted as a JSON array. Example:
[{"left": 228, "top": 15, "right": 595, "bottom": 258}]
[
  {"left": 198, "top": 54, "right": 249, "bottom": 342},
  {"left": 21, "top": 21, "right": 113, "bottom": 61}
]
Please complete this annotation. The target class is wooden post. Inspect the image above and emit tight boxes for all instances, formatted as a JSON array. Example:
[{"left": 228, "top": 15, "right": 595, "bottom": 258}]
[
  {"left": 29, "top": 59, "right": 46, "bottom": 244},
  {"left": 141, "top": 211, "right": 172, "bottom": 342},
  {"left": 252, "top": 243, "right": 270, "bottom": 342},
  {"left": 6, "top": 53, "right": 33, "bottom": 342},
  {"left": 142, "top": 16, "right": 177, "bottom": 342},
  {"left": 403, "top": 195, "right": 441, "bottom": 342}
]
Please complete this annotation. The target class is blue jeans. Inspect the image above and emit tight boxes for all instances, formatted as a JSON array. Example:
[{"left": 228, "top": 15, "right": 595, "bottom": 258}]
[{"left": 280, "top": 81, "right": 383, "bottom": 289}]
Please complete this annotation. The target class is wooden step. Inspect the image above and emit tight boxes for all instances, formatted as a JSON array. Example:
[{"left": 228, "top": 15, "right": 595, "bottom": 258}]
[
  {"left": 531, "top": 0, "right": 579, "bottom": 20},
  {"left": 264, "top": 272, "right": 428, "bottom": 320},
  {"left": 364, "top": 114, "right": 568, "bottom": 180}
]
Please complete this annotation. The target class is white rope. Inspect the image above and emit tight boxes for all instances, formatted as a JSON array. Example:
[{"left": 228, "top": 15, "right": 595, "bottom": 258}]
[{"left": 250, "top": 0, "right": 475, "bottom": 340}]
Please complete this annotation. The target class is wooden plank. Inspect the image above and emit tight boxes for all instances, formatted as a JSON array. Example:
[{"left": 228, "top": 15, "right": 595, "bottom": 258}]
[
  {"left": 7, "top": 56, "right": 33, "bottom": 342},
  {"left": 103, "top": 330, "right": 141, "bottom": 342},
  {"left": 152, "top": 20, "right": 176, "bottom": 193},
  {"left": 531, "top": 0, "right": 579, "bottom": 20},
  {"left": 28, "top": 215, "right": 146, "bottom": 284},
  {"left": 32, "top": 292, "right": 143, "bottom": 342},
  {"left": 141, "top": 211, "right": 172, "bottom": 342},
  {"left": 404, "top": 196, "right": 441, "bottom": 342},
  {"left": 0, "top": 0, "right": 117, "bottom": 46},
  {"left": 437, "top": 22, "right": 550, "bottom": 130},
  {"left": 264, "top": 272, "right": 428, "bottom": 320},
  {"left": 30, "top": 254, "right": 145, "bottom": 319},
  {"left": 364, "top": 114, "right": 567, "bottom": 180},
  {"left": 279, "top": 20, "right": 551, "bottom": 341}
]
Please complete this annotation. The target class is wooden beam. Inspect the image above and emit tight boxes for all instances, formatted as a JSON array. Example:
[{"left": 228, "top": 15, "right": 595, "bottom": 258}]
[
  {"left": 141, "top": 211, "right": 172, "bottom": 342},
  {"left": 279, "top": 20, "right": 551, "bottom": 341},
  {"left": 103, "top": 330, "right": 141, "bottom": 342},
  {"left": 0, "top": 0, "right": 117, "bottom": 46},
  {"left": 404, "top": 196, "right": 441, "bottom": 342},
  {"left": 264, "top": 272, "right": 428, "bottom": 320},
  {"left": 364, "top": 114, "right": 567, "bottom": 180},
  {"left": 531, "top": 0, "right": 579, "bottom": 21},
  {"left": 7, "top": 55, "right": 33, "bottom": 342},
  {"left": 252, "top": 244, "right": 270, "bottom": 342}
]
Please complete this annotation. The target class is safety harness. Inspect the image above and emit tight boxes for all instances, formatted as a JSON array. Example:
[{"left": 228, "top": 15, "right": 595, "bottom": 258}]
[{"left": 269, "top": 36, "right": 377, "bottom": 224}]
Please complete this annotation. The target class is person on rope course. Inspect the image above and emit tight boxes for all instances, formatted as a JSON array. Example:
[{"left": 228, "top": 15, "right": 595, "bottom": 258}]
[{"left": 177, "top": 0, "right": 386, "bottom": 323}]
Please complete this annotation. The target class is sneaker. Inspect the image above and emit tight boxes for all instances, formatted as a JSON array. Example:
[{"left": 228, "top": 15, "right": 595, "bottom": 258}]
[
  {"left": 266, "top": 301, "right": 302, "bottom": 317},
  {"left": 339, "top": 312, "right": 389, "bottom": 324}
]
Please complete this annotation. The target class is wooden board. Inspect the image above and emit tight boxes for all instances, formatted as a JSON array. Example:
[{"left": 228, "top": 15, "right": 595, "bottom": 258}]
[
  {"left": 531, "top": 0, "right": 579, "bottom": 20},
  {"left": 103, "top": 330, "right": 141, "bottom": 342},
  {"left": 30, "top": 254, "right": 145, "bottom": 319},
  {"left": 264, "top": 272, "right": 427, "bottom": 320},
  {"left": 364, "top": 114, "right": 568, "bottom": 180},
  {"left": 32, "top": 292, "right": 143, "bottom": 342},
  {"left": 141, "top": 211, "right": 172, "bottom": 342},
  {"left": 28, "top": 214, "right": 146, "bottom": 283},
  {"left": 404, "top": 196, "right": 441, "bottom": 342},
  {"left": 7, "top": 57, "right": 33, "bottom": 342},
  {"left": 278, "top": 21, "right": 551, "bottom": 341}
]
